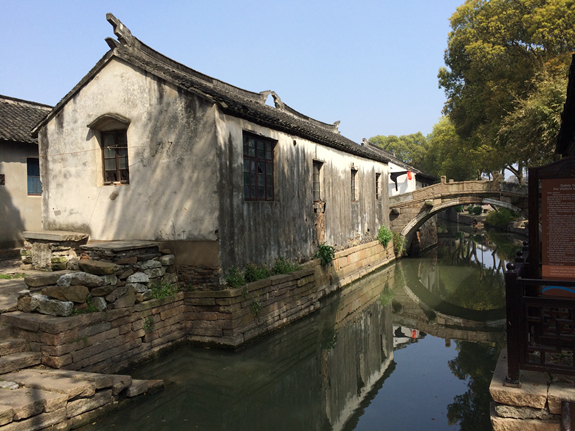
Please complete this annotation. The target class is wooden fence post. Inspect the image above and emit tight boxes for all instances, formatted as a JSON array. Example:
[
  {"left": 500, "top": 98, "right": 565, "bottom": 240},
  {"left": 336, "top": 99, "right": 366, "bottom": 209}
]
[{"left": 505, "top": 262, "right": 521, "bottom": 384}]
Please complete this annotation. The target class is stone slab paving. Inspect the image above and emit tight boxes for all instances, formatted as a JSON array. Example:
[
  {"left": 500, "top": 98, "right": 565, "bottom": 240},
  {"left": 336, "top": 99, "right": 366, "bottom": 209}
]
[
  {"left": 0, "top": 387, "right": 67, "bottom": 420},
  {"left": 0, "top": 353, "right": 41, "bottom": 375},
  {"left": 2, "top": 370, "right": 96, "bottom": 400}
]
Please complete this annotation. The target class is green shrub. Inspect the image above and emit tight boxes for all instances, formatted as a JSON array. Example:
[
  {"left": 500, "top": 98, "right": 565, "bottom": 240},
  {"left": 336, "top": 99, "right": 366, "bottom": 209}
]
[
  {"left": 272, "top": 257, "right": 301, "bottom": 275},
  {"left": 485, "top": 208, "right": 518, "bottom": 229},
  {"left": 315, "top": 243, "right": 335, "bottom": 266},
  {"left": 392, "top": 232, "right": 405, "bottom": 257},
  {"left": 250, "top": 299, "right": 262, "bottom": 317},
  {"left": 244, "top": 263, "right": 270, "bottom": 283},
  {"left": 454, "top": 205, "right": 463, "bottom": 213},
  {"left": 226, "top": 266, "right": 246, "bottom": 288},
  {"left": 472, "top": 206, "right": 483, "bottom": 215},
  {"left": 150, "top": 282, "right": 180, "bottom": 299},
  {"left": 0, "top": 273, "right": 25, "bottom": 280},
  {"left": 377, "top": 225, "right": 393, "bottom": 247}
]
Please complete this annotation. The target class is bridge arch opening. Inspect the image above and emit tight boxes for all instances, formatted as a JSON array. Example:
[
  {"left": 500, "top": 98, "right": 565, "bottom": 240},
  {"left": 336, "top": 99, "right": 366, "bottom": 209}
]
[{"left": 400, "top": 199, "right": 527, "bottom": 253}]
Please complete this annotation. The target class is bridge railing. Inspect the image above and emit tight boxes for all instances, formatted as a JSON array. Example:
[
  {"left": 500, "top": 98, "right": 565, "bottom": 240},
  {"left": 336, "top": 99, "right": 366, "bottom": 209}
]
[{"left": 505, "top": 244, "right": 575, "bottom": 383}]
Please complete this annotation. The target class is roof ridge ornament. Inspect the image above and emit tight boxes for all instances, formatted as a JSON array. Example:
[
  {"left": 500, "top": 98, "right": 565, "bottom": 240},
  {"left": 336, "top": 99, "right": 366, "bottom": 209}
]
[{"left": 106, "top": 13, "right": 135, "bottom": 47}]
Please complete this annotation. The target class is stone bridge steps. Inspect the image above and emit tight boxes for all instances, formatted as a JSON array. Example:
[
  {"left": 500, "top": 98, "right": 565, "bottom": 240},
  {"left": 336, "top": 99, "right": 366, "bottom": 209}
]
[{"left": 0, "top": 323, "right": 42, "bottom": 375}]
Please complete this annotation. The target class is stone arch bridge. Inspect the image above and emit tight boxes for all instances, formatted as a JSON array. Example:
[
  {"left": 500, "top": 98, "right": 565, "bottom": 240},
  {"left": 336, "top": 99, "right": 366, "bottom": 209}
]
[{"left": 389, "top": 178, "right": 528, "bottom": 250}]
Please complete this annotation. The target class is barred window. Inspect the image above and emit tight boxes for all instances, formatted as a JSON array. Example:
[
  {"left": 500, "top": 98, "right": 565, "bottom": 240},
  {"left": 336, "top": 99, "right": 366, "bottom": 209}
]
[
  {"left": 243, "top": 133, "right": 275, "bottom": 201},
  {"left": 376, "top": 173, "right": 381, "bottom": 200},
  {"left": 351, "top": 169, "right": 357, "bottom": 202},
  {"left": 102, "top": 130, "right": 129, "bottom": 184},
  {"left": 313, "top": 161, "right": 322, "bottom": 201}
]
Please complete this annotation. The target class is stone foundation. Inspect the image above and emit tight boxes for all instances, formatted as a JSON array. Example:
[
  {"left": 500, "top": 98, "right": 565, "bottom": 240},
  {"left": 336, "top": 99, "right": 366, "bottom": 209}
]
[
  {"left": 489, "top": 347, "right": 572, "bottom": 430},
  {"left": 3, "top": 293, "right": 186, "bottom": 374},
  {"left": 1, "top": 240, "right": 395, "bottom": 374}
]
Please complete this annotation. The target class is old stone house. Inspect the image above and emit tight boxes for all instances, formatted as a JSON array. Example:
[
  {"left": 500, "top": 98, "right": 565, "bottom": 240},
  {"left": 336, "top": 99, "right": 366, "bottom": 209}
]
[
  {"left": 32, "top": 14, "right": 394, "bottom": 279},
  {"left": 0, "top": 95, "right": 52, "bottom": 249}
]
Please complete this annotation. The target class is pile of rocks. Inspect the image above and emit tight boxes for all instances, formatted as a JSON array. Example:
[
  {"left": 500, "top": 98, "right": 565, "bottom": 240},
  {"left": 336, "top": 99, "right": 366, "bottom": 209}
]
[{"left": 18, "top": 256, "right": 177, "bottom": 317}]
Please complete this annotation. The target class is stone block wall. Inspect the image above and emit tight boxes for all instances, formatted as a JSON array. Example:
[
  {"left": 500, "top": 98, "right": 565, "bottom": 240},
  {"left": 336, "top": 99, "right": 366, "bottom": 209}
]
[
  {"left": 185, "top": 240, "right": 395, "bottom": 347},
  {"left": 2, "top": 294, "right": 185, "bottom": 374},
  {"left": 2, "top": 240, "right": 395, "bottom": 374}
]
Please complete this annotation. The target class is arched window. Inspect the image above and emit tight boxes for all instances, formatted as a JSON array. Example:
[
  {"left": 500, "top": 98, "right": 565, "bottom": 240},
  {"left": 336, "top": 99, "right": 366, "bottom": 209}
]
[{"left": 88, "top": 114, "right": 131, "bottom": 185}]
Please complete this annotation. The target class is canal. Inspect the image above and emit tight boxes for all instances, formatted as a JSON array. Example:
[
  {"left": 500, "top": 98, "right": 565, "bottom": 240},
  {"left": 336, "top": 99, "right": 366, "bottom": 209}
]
[{"left": 80, "top": 222, "right": 522, "bottom": 431}]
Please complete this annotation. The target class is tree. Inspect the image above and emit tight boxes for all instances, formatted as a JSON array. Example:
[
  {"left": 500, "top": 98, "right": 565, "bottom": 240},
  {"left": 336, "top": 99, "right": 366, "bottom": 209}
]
[
  {"left": 368, "top": 132, "right": 428, "bottom": 167},
  {"left": 421, "top": 117, "right": 479, "bottom": 181},
  {"left": 438, "top": 0, "right": 575, "bottom": 181},
  {"left": 497, "top": 71, "right": 566, "bottom": 169}
]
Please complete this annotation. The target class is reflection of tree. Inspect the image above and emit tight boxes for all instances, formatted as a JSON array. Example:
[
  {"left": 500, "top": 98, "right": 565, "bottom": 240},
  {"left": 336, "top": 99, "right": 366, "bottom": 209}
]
[{"left": 447, "top": 342, "right": 501, "bottom": 430}]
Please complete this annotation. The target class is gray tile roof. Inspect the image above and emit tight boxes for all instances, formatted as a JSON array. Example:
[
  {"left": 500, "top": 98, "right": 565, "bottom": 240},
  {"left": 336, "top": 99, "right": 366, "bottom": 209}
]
[
  {"left": 34, "top": 14, "right": 392, "bottom": 165},
  {"left": 0, "top": 95, "right": 52, "bottom": 144}
]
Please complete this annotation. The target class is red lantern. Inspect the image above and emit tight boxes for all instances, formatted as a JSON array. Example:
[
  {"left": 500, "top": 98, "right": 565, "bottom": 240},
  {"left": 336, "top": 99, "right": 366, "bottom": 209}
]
[{"left": 407, "top": 171, "right": 412, "bottom": 180}]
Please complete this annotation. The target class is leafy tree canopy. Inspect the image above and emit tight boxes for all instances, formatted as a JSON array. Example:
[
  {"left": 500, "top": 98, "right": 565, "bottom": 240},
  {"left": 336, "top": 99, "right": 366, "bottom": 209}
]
[
  {"left": 368, "top": 132, "right": 428, "bottom": 167},
  {"left": 438, "top": 0, "right": 575, "bottom": 180},
  {"left": 421, "top": 117, "right": 479, "bottom": 181}
]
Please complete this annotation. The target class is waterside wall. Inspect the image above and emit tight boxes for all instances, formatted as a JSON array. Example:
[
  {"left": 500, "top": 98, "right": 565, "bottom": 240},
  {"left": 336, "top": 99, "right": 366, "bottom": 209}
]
[
  {"left": 186, "top": 240, "right": 394, "bottom": 347},
  {"left": 1, "top": 240, "right": 395, "bottom": 373}
]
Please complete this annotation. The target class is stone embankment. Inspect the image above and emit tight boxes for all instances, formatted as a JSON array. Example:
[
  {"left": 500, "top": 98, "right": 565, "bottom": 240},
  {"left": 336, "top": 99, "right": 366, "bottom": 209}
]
[
  {"left": 490, "top": 348, "right": 571, "bottom": 430},
  {"left": 0, "top": 318, "right": 163, "bottom": 431},
  {"left": 0, "top": 238, "right": 396, "bottom": 429}
]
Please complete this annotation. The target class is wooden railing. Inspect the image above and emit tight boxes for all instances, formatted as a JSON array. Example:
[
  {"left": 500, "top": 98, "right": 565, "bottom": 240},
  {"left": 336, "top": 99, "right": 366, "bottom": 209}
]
[{"left": 505, "top": 243, "right": 575, "bottom": 383}]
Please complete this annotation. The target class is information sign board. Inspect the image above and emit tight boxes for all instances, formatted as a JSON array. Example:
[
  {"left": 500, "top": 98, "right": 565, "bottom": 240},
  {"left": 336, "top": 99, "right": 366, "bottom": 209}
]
[{"left": 541, "top": 177, "right": 575, "bottom": 280}]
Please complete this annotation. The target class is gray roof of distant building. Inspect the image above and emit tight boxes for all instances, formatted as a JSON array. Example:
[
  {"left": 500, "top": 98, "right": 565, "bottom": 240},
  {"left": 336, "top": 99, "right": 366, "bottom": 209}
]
[{"left": 0, "top": 95, "right": 52, "bottom": 144}]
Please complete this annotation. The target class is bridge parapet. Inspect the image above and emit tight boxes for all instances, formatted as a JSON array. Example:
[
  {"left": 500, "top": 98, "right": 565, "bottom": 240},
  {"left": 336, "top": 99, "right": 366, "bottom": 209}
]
[
  {"left": 390, "top": 180, "right": 498, "bottom": 206},
  {"left": 388, "top": 179, "right": 529, "bottom": 250}
]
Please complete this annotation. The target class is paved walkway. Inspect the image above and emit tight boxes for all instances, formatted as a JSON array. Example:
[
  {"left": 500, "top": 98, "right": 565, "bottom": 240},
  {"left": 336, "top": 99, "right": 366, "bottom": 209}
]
[{"left": 0, "top": 258, "right": 47, "bottom": 314}]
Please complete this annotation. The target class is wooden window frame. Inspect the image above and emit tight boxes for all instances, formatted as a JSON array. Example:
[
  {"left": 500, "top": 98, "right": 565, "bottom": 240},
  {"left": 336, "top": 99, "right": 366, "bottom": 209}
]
[
  {"left": 313, "top": 161, "right": 323, "bottom": 202},
  {"left": 243, "top": 132, "right": 275, "bottom": 201},
  {"left": 101, "top": 130, "right": 129, "bottom": 185},
  {"left": 27, "top": 158, "right": 42, "bottom": 196}
]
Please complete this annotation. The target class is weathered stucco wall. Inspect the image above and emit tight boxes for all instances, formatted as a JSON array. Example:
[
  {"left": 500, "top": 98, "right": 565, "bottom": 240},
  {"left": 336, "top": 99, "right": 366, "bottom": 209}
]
[
  {"left": 0, "top": 142, "right": 42, "bottom": 248},
  {"left": 215, "top": 113, "right": 390, "bottom": 271},
  {"left": 38, "top": 59, "right": 219, "bottom": 246}
]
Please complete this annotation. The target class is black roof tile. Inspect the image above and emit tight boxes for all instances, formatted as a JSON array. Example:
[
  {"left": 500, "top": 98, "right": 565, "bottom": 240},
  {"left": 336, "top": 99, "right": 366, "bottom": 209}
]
[{"left": 0, "top": 95, "right": 52, "bottom": 144}]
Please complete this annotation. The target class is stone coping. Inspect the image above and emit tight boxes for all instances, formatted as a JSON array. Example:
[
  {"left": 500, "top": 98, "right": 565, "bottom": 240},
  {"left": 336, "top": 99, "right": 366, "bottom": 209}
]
[
  {"left": 22, "top": 231, "right": 89, "bottom": 242},
  {"left": 80, "top": 241, "right": 160, "bottom": 252},
  {"left": 186, "top": 268, "right": 316, "bottom": 298}
]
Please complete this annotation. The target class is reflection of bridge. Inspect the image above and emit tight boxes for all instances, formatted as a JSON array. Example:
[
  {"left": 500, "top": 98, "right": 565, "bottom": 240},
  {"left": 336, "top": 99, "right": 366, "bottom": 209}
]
[
  {"left": 392, "top": 262, "right": 506, "bottom": 344},
  {"left": 389, "top": 179, "right": 528, "bottom": 249}
]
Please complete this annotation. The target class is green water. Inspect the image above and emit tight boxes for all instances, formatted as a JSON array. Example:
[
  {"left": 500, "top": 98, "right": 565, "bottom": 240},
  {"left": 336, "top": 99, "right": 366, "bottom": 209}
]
[{"left": 80, "top": 222, "right": 521, "bottom": 431}]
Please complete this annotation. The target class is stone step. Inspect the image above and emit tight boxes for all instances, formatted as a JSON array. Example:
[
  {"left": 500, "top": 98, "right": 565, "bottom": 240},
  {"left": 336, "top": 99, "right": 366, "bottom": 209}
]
[
  {"left": 0, "top": 352, "right": 41, "bottom": 375},
  {"left": 0, "top": 339, "right": 27, "bottom": 357}
]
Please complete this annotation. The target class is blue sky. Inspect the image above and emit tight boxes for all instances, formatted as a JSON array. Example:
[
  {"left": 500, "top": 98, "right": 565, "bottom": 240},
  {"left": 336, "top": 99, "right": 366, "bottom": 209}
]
[{"left": 1, "top": 0, "right": 464, "bottom": 143}]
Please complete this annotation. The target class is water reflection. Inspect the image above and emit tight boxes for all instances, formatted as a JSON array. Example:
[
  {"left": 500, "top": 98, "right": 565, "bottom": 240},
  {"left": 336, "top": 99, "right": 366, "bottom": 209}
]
[{"left": 80, "top": 226, "right": 516, "bottom": 431}]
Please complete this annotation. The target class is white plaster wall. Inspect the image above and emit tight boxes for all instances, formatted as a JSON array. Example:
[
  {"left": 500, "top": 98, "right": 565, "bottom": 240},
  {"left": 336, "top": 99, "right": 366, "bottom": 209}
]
[
  {"left": 0, "top": 142, "right": 42, "bottom": 247},
  {"left": 39, "top": 58, "right": 219, "bottom": 241},
  {"left": 388, "top": 161, "right": 416, "bottom": 196},
  {"left": 215, "top": 111, "right": 389, "bottom": 270}
]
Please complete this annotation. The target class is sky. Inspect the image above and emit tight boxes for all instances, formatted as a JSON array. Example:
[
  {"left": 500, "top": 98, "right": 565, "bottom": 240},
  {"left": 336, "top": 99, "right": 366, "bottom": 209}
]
[{"left": 0, "top": 0, "right": 464, "bottom": 144}]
